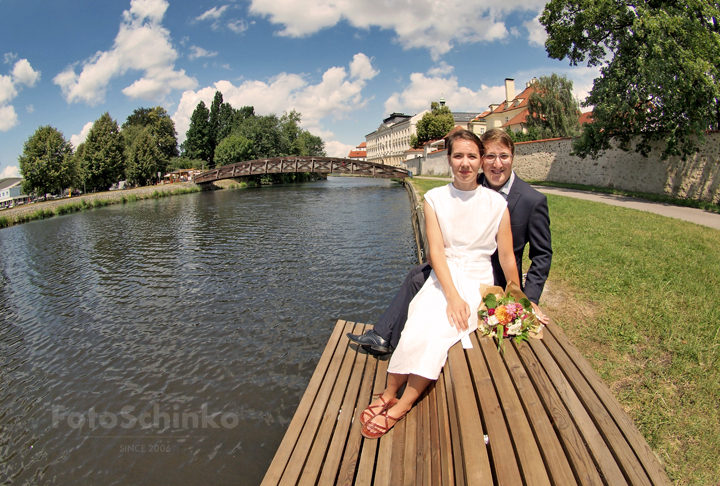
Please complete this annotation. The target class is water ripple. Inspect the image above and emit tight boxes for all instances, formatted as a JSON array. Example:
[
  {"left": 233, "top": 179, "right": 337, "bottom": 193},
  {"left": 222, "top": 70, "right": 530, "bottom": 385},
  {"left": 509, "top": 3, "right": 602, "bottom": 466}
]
[{"left": 0, "top": 177, "right": 416, "bottom": 485}]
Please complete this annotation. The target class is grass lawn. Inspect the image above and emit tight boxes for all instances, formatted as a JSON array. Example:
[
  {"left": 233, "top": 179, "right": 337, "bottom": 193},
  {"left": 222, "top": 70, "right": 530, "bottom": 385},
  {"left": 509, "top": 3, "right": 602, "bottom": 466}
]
[{"left": 408, "top": 179, "right": 720, "bottom": 485}]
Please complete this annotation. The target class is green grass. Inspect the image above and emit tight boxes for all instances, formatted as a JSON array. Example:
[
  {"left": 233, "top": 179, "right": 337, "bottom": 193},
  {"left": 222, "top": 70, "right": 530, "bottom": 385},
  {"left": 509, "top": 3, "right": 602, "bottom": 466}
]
[
  {"left": 544, "top": 195, "right": 720, "bottom": 485},
  {"left": 0, "top": 186, "right": 202, "bottom": 229},
  {"left": 408, "top": 179, "right": 450, "bottom": 200},
  {"left": 530, "top": 180, "right": 720, "bottom": 214}
]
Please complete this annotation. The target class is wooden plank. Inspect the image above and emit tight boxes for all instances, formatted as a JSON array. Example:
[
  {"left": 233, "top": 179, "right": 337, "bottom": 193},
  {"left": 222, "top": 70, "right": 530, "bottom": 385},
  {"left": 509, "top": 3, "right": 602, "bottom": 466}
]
[
  {"left": 527, "top": 335, "right": 628, "bottom": 486},
  {"left": 337, "top": 342, "right": 380, "bottom": 486},
  {"left": 427, "top": 383, "right": 442, "bottom": 486},
  {"left": 503, "top": 338, "right": 578, "bottom": 486},
  {"left": 545, "top": 322, "right": 672, "bottom": 486},
  {"left": 435, "top": 372, "right": 454, "bottom": 486},
  {"left": 373, "top": 398, "right": 396, "bottom": 486},
  {"left": 318, "top": 325, "right": 372, "bottom": 485},
  {"left": 514, "top": 339, "right": 604, "bottom": 486},
  {"left": 420, "top": 392, "right": 432, "bottom": 486},
  {"left": 542, "top": 330, "right": 653, "bottom": 486},
  {"left": 441, "top": 360, "right": 465, "bottom": 486},
  {"left": 390, "top": 411, "right": 406, "bottom": 485},
  {"left": 447, "top": 342, "right": 492, "bottom": 485},
  {"left": 479, "top": 336, "right": 552, "bottom": 486},
  {"left": 355, "top": 357, "right": 389, "bottom": 486},
  {"left": 403, "top": 400, "right": 418, "bottom": 486},
  {"left": 465, "top": 332, "right": 523, "bottom": 485},
  {"left": 261, "top": 320, "right": 347, "bottom": 486},
  {"left": 298, "top": 321, "right": 367, "bottom": 486},
  {"left": 278, "top": 321, "right": 355, "bottom": 486}
]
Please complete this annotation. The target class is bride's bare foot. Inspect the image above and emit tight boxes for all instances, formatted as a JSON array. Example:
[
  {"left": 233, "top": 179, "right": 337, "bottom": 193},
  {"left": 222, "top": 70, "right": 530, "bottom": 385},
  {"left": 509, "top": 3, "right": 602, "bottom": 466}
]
[
  {"left": 361, "top": 402, "right": 411, "bottom": 439},
  {"left": 359, "top": 392, "right": 397, "bottom": 426}
]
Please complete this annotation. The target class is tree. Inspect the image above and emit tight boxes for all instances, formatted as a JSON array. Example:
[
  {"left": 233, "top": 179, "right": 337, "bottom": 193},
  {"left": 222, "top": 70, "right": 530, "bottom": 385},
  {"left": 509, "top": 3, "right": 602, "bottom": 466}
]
[
  {"left": 505, "top": 126, "right": 541, "bottom": 143},
  {"left": 126, "top": 128, "right": 162, "bottom": 187},
  {"left": 18, "top": 126, "right": 74, "bottom": 196},
  {"left": 541, "top": 0, "right": 720, "bottom": 159},
  {"left": 414, "top": 102, "right": 455, "bottom": 148},
  {"left": 214, "top": 135, "right": 254, "bottom": 166},
  {"left": 208, "top": 91, "right": 223, "bottom": 166},
  {"left": 525, "top": 74, "right": 580, "bottom": 139},
  {"left": 82, "top": 113, "right": 126, "bottom": 191},
  {"left": 122, "top": 106, "right": 179, "bottom": 173},
  {"left": 183, "top": 101, "right": 212, "bottom": 167}
]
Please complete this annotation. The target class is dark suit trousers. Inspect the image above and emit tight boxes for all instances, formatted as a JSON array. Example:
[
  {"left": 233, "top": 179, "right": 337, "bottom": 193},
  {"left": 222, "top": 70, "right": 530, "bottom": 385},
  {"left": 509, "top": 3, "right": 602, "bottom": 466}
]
[{"left": 373, "top": 263, "right": 433, "bottom": 349}]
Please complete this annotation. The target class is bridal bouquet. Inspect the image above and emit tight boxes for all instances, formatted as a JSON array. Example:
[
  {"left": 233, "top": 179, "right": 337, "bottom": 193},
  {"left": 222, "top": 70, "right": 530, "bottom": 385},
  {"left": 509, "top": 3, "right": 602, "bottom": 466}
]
[{"left": 478, "top": 281, "right": 543, "bottom": 353}]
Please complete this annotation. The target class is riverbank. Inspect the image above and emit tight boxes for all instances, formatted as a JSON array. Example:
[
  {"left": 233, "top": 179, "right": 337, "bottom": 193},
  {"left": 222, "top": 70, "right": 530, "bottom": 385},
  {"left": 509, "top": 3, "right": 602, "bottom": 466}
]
[{"left": 0, "top": 183, "right": 202, "bottom": 229}]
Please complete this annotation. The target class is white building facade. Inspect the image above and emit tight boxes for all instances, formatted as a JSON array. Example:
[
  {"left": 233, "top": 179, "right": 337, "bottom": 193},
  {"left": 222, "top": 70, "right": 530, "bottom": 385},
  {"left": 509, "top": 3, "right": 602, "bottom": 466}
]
[{"left": 365, "top": 111, "right": 427, "bottom": 167}]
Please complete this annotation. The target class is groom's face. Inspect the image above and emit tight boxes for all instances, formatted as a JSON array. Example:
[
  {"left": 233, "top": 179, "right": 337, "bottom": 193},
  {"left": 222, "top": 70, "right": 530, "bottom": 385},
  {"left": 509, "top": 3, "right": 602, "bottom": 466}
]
[{"left": 482, "top": 141, "right": 514, "bottom": 191}]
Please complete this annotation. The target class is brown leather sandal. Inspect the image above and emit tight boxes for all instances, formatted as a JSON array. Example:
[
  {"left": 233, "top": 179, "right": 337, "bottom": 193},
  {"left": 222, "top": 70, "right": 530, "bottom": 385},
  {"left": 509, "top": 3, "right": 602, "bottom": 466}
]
[
  {"left": 360, "top": 408, "right": 407, "bottom": 439},
  {"left": 359, "top": 393, "right": 398, "bottom": 426}
]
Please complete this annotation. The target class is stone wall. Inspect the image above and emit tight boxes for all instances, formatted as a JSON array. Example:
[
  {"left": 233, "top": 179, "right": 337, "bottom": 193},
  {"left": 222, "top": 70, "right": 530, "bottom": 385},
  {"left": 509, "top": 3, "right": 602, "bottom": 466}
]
[
  {"left": 422, "top": 149, "right": 451, "bottom": 177},
  {"left": 512, "top": 132, "right": 720, "bottom": 203}
]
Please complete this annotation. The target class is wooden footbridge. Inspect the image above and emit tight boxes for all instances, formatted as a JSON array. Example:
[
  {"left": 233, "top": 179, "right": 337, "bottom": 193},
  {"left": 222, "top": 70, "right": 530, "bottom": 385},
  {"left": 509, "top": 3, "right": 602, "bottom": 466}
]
[
  {"left": 193, "top": 157, "right": 410, "bottom": 184},
  {"left": 261, "top": 319, "right": 671, "bottom": 486}
]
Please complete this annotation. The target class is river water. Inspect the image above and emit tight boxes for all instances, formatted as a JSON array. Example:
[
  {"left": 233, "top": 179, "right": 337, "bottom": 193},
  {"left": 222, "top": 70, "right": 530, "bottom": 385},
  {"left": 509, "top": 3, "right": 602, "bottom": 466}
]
[{"left": 0, "top": 177, "right": 417, "bottom": 485}]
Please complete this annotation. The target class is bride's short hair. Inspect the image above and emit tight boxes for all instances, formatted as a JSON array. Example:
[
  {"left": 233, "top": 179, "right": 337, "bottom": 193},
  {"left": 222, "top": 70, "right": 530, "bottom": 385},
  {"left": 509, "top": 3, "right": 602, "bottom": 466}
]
[{"left": 446, "top": 129, "right": 483, "bottom": 157}]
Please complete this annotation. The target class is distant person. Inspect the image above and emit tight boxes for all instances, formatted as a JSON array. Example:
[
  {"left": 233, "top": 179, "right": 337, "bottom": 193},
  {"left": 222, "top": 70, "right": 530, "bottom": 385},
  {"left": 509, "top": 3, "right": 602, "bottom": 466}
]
[
  {"left": 358, "top": 129, "right": 520, "bottom": 439},
  {"left": 348, "top": 128, "right": 552, "bottom": 355}
]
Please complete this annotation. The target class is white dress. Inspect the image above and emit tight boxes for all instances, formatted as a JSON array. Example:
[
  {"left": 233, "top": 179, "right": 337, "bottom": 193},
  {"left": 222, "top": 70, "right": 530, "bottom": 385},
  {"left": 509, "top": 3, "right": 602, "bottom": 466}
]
[{"left": 387, "top": 183, "right": 507, "bottom": 380}]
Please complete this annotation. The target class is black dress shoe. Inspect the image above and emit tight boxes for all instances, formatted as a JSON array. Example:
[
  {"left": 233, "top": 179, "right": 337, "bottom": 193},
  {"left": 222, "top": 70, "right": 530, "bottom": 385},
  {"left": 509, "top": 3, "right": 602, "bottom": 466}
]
[{"left": 346, "top": 329, "right": 392, "bottom": 354}]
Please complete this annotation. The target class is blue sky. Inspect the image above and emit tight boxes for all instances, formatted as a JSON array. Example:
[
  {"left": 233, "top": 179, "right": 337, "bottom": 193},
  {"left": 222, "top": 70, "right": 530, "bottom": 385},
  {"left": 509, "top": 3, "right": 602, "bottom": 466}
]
[{"left": 0, "top": 0, "right": 599, "bottom": 178}]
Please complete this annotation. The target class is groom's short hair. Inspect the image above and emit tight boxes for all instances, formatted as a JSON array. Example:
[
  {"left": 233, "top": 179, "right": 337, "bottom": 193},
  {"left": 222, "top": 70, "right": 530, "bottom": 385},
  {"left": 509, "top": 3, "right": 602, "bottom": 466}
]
[{"left": 481, "top": 128, "right": 515, "bottom": 156}]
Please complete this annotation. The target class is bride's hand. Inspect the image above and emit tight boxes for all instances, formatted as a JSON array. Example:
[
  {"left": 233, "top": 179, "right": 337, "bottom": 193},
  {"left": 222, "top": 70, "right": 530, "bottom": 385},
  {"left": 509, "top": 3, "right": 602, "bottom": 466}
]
[
  {"left": 531, "top": 302, "right": 549, "bottom": 325},
  {"left": 446, "top": 293, "right": 471, "bottom": 331}
]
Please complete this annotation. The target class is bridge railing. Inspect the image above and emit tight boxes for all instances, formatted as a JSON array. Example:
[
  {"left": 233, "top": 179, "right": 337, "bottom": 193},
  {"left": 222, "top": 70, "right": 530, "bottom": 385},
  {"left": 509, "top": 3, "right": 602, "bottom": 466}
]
[{"left": 192, "top": 157, "right": 410, "bottom": 184}]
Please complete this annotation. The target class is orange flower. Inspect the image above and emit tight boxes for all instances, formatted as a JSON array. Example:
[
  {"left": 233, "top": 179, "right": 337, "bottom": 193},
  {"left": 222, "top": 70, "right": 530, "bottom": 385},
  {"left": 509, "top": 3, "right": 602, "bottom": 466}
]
[{"left": 494, "top": 305, "right": 512, "bottom": 325}]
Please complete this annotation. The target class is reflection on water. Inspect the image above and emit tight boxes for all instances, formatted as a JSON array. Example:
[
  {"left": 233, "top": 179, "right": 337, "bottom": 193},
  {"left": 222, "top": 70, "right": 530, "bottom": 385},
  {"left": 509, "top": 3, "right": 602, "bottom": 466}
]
[{"left": 0, "top": 177, "right": 416, "bottom": 485}]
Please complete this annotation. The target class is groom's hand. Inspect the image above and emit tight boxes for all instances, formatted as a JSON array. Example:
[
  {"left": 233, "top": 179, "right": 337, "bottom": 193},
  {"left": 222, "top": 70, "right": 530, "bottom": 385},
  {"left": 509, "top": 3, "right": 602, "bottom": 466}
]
[
  {"left": 531, "top": 302, "right": 549, "bottom": 325},
  {"left": 446, "top": 293, "right": 471, "bottom": 331}
]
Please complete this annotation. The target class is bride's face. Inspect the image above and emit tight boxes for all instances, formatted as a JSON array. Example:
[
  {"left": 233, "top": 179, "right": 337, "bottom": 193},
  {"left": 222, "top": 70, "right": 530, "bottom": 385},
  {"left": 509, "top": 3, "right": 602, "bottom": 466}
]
[{"left": 448, "top": 139, "right": 481, "bottom": 190}]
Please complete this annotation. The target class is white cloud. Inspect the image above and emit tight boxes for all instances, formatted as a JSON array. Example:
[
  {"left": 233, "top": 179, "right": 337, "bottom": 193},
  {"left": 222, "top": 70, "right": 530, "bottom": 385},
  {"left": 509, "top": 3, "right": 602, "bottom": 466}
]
[
  {"left": 0, "top": 59, "right": 40, "bottom": 131},
  {"left": 26, "top": 104, "right": 33, "bottom": 113},
  {"left": 70, "top": 121, "right": 94, "bottom": 148},
  {"left": 247, "top": 0, "right": 547, "bottom": 59},
  {"left": 227, "top": 20, "right": 248, "bottom": 33},
  {"left": 12, "top": 59, "right": 40, "bottom": 87},
  {"left": 172, "top": 53, "right": 379, "bottom": 145},
  {"left": 384, "top": 73, "right": 506, "bottom": 115},
  {"left": 0, "top": 165, "right": 21, "bottom": 178},
  {"left": 4, "top": 52, "right": 18, "bottom": 65},
  {"left": 524, "top": 14, "right": 547, "bottom": 47},
  {"left": 0, "top": 105, "right": 18, "bottom": 131},
  {"left": 188, "top": 45, "right": 218, "bottom": 60},
  {"left": 325, "top": 140, "right": 355, "bottom": 158},
  {"left": 427, "top": 62, "right": 454, "bottom": 77},
  {"left": 196, "top": 5, "right": 228, "bottom": 21},
  {"left": 53, "top": 0, "right": 197, "bottom": 105}
]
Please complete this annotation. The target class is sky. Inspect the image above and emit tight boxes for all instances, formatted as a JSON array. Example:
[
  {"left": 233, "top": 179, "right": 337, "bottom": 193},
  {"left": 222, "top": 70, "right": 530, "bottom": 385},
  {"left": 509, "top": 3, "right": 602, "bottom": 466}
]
[{"left": 0, "top": 0, "right": 600, "bottom": 179}]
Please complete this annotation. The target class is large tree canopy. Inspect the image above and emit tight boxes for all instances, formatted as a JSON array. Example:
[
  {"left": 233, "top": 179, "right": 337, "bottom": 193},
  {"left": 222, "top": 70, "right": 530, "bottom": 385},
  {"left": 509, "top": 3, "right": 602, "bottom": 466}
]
[
  {"left": 18, "top": 126, "right": 75, "bottom": 196},
  {"left": 183, "top": 101, "right": 212, "bottom": 167},
  {"left": 541, "top": 0, "right": 720, "bottom": 159},
  {"left": 526, "top": 74, "right": 580, "bottom": 139},
  {"left": 413, "top": 102, "right": 455, "bottom": 148},
  {"left": 122, "top": 106, "right": 179, "bottom": 173},
  {"left": 82, "top": 113, "right": 126, "bottom": 191},
  {"left": 126, "top": 128, "right": 163, "bottom": 187}
]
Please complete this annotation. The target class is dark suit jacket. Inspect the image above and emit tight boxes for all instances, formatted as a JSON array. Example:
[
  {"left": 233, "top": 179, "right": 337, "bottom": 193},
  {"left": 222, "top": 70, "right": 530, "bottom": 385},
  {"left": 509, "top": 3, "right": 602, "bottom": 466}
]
[{"left": 484, "top": 175, "right": 552, "bottom": 304}]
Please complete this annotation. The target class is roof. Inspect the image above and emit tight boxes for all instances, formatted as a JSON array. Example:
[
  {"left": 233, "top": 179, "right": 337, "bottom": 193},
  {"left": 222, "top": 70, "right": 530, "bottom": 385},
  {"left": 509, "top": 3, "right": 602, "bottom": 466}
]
[
  {"left": 503, "top": 109, "right": 529, "bottom": 127},
  {"left": 579, "top": 111, "right": 594, "bottom": 125},
  {"left": 453, "top": 112, "right": 483, "bottom": 123},
  {"left": 0, "top": 178, "right": 22, "bottom": 190},
  {"left": 347, "top": 150, "right": 367, "bottom": 158},
  {"left": 473, "top": 110, "right": 491, "bottom": 121},
  {"left": 357, "top": 142, "right": 366, "bottom": 148},
  {"left": 404, "top": 147, "right": 423, "bottom": 153},
  {"left": 488, "top": 84, "right": 538, "bottom": 116},
  {"left": 443, "top": 125, "right": 466, "bottom": 139}
]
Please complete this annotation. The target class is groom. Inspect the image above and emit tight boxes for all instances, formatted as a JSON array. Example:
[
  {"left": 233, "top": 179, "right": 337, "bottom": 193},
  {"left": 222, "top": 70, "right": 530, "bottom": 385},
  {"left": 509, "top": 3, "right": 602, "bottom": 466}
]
[{"left": 348, "top": 128, "right": 552, "bottom": 354}]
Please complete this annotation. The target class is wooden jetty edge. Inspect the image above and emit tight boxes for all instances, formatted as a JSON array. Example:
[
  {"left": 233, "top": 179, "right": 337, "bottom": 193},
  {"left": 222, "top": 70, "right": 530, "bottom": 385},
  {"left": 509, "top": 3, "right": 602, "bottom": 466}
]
[{"left": 261, "top": 319, "right": 672, "bottom": 486}]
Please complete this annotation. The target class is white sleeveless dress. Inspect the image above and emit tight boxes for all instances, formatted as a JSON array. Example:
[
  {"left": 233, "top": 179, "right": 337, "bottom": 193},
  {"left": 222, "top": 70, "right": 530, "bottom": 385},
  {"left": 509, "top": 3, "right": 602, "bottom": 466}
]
[{"left": 387, "top": 183, "right": 507, "bottom": 380}]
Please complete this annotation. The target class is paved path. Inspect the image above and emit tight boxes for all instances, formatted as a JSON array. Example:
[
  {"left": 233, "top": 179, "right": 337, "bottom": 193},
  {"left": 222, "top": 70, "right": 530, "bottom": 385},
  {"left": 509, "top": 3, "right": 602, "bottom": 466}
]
[{"left": 534, "top": 186, "right": 720, "bottom": 231}]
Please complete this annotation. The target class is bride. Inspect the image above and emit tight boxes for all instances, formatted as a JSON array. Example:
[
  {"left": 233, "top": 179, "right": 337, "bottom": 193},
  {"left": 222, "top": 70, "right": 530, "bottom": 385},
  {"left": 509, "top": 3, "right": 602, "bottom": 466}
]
[{"left": 360, "top": 129, "right": 520, "bottom": 439}]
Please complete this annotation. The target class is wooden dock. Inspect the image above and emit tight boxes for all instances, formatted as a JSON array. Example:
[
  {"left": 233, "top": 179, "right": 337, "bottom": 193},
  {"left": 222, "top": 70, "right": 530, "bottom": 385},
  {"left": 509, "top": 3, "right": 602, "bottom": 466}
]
[{"left": 261, "top": 319, "right": 671, "bottom": 486}]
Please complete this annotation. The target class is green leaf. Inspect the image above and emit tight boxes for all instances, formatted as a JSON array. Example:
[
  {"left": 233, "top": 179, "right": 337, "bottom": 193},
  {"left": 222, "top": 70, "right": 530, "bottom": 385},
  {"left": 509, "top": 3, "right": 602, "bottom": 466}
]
[
  {"left": 484, "top": 294, "right": 497, "bottom": 309},
  {"left": 520, "top": 298, "right": 533, "bottom": 311}
]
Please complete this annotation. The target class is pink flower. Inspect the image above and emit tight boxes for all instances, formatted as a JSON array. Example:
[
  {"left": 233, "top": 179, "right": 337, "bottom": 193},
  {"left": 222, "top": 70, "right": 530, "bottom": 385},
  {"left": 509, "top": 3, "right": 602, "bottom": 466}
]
[{"left": 488, "top": 308, "right": 495, "bottom": 315}]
